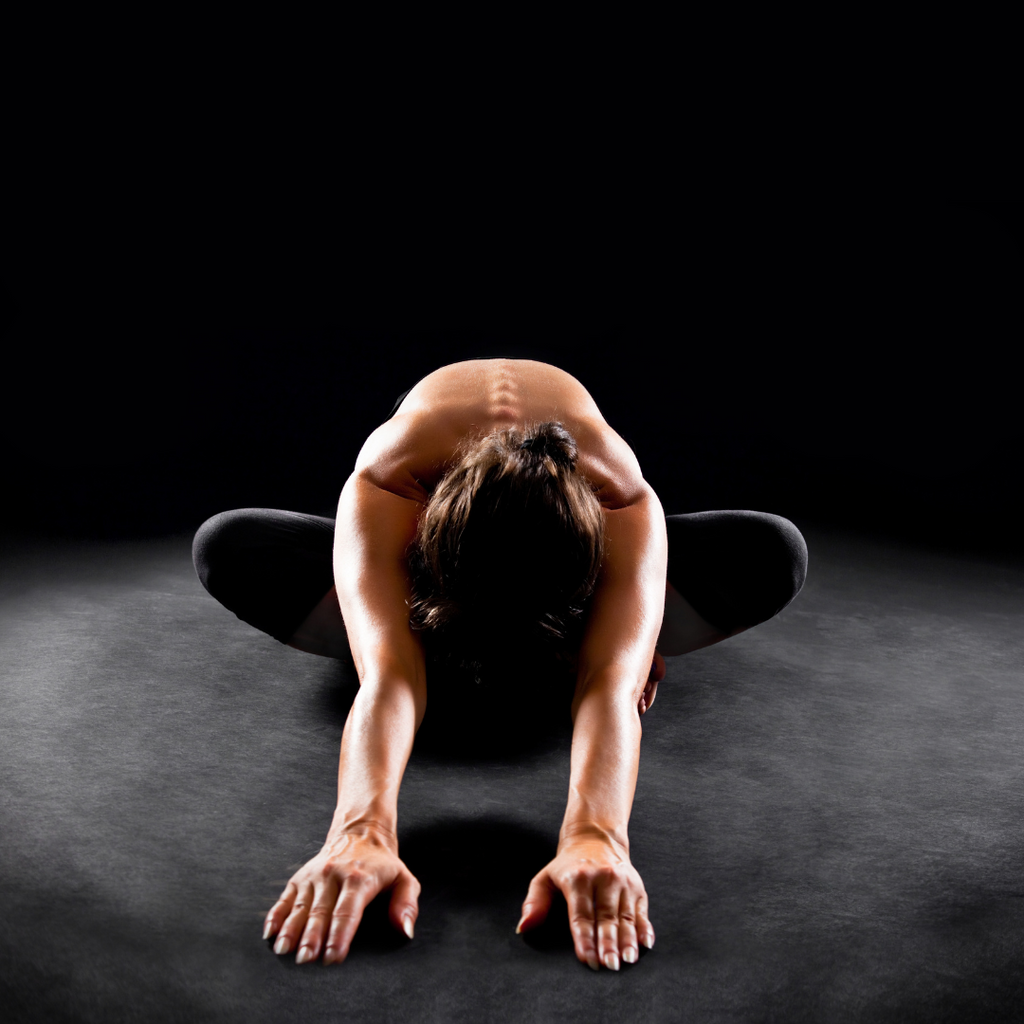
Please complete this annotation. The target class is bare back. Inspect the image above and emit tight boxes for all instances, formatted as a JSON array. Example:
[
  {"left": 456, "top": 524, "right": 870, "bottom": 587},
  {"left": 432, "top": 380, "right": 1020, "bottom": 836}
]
[{"left": 354, "top": 359, "right": 648, "bottom": 510}]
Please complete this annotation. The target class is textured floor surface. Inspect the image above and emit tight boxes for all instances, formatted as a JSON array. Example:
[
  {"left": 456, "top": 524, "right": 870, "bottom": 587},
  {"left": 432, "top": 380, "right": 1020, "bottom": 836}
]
[{"left": 2, "top": 528, "right": 1023, "bottom": 1023}]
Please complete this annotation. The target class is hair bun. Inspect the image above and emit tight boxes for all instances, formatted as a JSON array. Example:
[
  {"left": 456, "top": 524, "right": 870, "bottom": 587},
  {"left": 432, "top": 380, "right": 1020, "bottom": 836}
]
[{"left": 518, "top": 422, "right": 577, "bottom": 470}]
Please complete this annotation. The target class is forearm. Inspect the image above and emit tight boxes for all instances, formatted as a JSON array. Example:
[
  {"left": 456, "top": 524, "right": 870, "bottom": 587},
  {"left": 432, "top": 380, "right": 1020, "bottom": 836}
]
[
  {"left": 560, "top": 675, "right": 643, "bottom": 853},
  {"left": 560, "top": 486, "right": 665, "bottom": 853},
  {"left": 327, "top": 674, "right": 424, "bottom": 845},
  {"left": 519, "top": 668, "right": 656, "bottom": 971},
  {"left": 327, "top": 471, "right": 428, "bottom": 844},
  {"left": 267, "top": 670, "right": 425, "bottom": 966}
]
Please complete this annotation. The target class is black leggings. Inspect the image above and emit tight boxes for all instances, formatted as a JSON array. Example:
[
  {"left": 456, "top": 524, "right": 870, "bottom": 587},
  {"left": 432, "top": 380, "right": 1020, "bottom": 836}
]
[{"left": 192, "top": 507, "right": 807, "bottom": 646}]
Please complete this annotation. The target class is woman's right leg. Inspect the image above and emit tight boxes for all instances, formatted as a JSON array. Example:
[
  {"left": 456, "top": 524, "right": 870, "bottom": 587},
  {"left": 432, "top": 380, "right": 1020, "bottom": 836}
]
[
  {"left": 287, "top": 586, "right": 349, "bottom": 658},
  {"left": 192, "top": 508, "right": 349, "bottom": 657}
]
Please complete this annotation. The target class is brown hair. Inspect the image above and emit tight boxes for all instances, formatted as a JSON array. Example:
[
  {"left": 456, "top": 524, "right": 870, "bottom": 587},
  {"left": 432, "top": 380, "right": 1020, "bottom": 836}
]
[{"left": 407, "top": 421, "right": 604, "bottom": 680}]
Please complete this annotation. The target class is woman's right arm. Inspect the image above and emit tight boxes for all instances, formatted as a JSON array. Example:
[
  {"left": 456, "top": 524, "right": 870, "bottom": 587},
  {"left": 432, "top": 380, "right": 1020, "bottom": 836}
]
[{"left": 263, "top": 469, "right": 428, "bottom": 965}]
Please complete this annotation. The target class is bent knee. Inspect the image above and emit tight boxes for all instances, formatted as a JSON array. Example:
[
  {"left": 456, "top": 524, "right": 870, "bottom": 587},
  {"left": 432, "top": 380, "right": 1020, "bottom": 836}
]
[
  {"left": 740, "top": 511, "right": 808, "bottom": 623},
  {"left": 191, "top": 508, "right": 268, "bottom": 595},
  {"left": 757, "top": 511, "right": 807, "bottom": 590}
]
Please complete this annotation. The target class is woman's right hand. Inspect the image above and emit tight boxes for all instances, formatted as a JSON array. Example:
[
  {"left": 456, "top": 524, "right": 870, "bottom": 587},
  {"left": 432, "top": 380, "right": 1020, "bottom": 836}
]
[{"left": 263, "top": 824, "right": 421, "bottom": 965}]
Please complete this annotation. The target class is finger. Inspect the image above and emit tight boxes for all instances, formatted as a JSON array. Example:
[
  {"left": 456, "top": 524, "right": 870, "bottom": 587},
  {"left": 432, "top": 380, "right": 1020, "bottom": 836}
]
[
  {"left": 295, "top": 877, "right": 341, "bottom": 964},
  {"left": 388, "top": 869, "right": 421, "bottom": 940},
  {"left": 618, "top": 888, "right": 639, "bottom": 965},
  {"left": 645, "top": 677, "right": 658, "bottom": 712},
  {"left": 565, "top": 877, "right": 600, "bottom": 971},
  {"left": 636, "top": 890, "right": 655, "bottom": 949},
  {"left": 274, "top": 881, "right": 314, "bottom": 956},
  {"left": 594, "top": 874, "right": 622, "bottom": 971},
  {"left": 264, "top": 882, "right": 298, "bottom": 941},
  {"left": 651, "top": 650, "right": 666, "bottom": 683},
  {"left": 517, "top": 871, "right": 555, "bottom": 934},
  {"left": 322, "top": 873, "right": 377, "bottom": 965}
]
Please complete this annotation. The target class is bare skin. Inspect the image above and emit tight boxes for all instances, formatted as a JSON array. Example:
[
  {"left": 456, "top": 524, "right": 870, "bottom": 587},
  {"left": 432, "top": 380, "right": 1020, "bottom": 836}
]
[
  {"left": 286, "top": 583, "right": 737, "bottom": 712},
  {"left": 264, "top": 359, "right": 742, "bottom": 971}
]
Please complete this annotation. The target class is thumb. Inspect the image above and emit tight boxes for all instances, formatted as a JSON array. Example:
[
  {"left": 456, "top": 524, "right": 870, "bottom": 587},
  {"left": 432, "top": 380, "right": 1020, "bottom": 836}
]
[
  {"left": 517, "top": 871, "right": 555, "bottom": 934},
  {"left": 388, "top": 869, "right": 421, "bottom": 940}
]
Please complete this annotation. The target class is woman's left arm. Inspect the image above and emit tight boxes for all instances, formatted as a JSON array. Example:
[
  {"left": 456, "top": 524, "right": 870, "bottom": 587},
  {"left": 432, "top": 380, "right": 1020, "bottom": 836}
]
[{"left": 516, "top": 483, "right": 667, "bottom": 970}]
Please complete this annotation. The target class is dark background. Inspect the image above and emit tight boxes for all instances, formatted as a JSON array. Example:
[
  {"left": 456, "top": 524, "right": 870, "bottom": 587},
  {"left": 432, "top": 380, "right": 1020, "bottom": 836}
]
[{"left": 7, "top": 200, "right": 1020, "bottom": 557}]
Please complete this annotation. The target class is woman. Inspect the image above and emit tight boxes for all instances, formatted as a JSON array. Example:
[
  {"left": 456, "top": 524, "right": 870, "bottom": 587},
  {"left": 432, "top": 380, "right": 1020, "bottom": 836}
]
[{"left": 192, "top": 358, "right": 807, "bottom": 971}]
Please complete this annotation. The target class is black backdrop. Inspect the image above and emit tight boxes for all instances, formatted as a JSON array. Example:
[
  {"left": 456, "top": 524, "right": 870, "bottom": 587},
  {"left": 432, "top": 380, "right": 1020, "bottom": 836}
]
[{"left": 7, "top": 201, "right": 1020, "bottom": 557}]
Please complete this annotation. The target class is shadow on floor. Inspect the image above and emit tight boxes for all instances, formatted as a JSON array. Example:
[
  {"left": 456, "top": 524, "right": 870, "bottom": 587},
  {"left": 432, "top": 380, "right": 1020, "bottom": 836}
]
[{"left": 305, "top": 650, "right": 577, "bottom": 762}]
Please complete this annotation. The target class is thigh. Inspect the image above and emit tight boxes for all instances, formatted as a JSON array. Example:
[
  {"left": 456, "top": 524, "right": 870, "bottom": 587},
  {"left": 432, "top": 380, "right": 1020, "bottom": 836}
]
[
  {"left": 192, "top": 508, "right": 336, "bottom": 642},
  {"left": 665, "top": 511, "right": 808, "bottom": 634}
]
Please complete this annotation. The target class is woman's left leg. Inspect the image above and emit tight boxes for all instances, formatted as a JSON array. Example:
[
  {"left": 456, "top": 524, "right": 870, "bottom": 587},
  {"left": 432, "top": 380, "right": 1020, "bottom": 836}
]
[
  {"left": 659, "top": 509, "right": 808, "bottom": 654},
  {"left": 641, "top": 510, "right": 808, "bottom": 713}
]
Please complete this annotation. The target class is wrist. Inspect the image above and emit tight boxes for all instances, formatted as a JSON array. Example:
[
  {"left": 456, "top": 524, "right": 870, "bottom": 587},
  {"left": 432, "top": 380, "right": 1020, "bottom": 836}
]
[
  {"left": 558, "top": 822, "right": 630, "bottom": 857},
  {"left": 326, "top": 814, "right": 399, "bottom": 853}
]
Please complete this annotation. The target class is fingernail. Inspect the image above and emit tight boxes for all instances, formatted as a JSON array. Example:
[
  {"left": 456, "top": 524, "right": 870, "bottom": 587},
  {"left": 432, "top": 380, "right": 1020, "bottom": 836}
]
[
  {"left": 515, "top": 916, "right": 525, "bottom": 934},
  {"left": 642, "top": 933, "right": 655, "bottom": 949},
  {"left": 587, "top": 957, "right": 600, "bottom": 972},
  {"left": 403, "top": 915, "right": 415, "bottom": 940},
  {"left": 274, "top": 936, "right": 290, "bottom": 955},
  {"left": 263, "top": 921, "right": 273, "bottom": 941},
  {"left": 623, "top": 947, "right": 637, "bottom": 964},
  {"left": 603, "top": 952, "right": 620, "bottom": 971},
  {"left": 295, "top": 946, "right": 313, "bottom": 965}
]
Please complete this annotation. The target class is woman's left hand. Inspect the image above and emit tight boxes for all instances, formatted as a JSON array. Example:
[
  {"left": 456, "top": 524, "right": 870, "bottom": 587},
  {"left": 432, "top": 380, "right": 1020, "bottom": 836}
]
[
  {"left": 638, "top": 650, "right": 666, "bottom": 716},
  {"left": 515, "top": 833, "right": 655, "bottom": 970}
]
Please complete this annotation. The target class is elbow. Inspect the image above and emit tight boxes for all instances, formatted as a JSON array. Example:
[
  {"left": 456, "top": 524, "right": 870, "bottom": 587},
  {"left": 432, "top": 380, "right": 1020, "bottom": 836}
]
[{"left": 570, "top": 667, "right": 647, "bottom": 728}]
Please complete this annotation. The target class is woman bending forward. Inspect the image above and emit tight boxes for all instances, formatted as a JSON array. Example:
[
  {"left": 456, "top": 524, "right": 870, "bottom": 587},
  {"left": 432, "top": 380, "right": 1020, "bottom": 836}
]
[{"left": 193, "top": 358, "right": 807, "bottom": 971}]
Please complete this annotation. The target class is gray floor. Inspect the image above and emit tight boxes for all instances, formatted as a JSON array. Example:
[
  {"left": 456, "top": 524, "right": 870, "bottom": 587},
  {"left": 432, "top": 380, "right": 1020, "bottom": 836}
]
[{"left": 2, "top": 528, "right": 1023, "bottom": 1023}]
